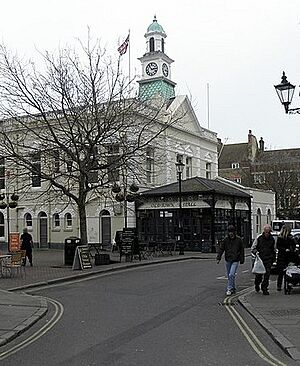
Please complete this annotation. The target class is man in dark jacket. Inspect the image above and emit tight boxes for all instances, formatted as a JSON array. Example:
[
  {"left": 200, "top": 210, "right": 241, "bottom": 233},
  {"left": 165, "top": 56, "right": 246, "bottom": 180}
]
[
  {"left": 20, "top": 227, "right": 33, "bottom": 266},
  {"left": 217, "top": 225, "right": 245, "bottom": 296},
  {"left": 251, "top": 224, "right": 276, "bottom": 295}
]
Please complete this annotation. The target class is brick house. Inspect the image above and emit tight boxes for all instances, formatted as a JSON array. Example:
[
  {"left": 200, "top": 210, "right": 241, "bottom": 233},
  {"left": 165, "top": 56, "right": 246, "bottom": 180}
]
[{"left": 218, "top": 130, "right": 300, "bottom": 220}]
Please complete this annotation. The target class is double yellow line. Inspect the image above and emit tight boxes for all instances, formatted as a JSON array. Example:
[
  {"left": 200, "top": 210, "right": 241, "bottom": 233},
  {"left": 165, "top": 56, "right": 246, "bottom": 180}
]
[
  {"left": 224, "top": 292, "right": 287, "bottom": 366},
  {"left": 0, "top": 297, "right": 64, "bottom": 361}
]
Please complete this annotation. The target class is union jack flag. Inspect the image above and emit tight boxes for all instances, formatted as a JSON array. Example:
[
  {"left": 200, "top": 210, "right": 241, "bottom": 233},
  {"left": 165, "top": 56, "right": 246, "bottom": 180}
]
[{"left": 117, "top": 34, "right": 130, "bottom": 55}]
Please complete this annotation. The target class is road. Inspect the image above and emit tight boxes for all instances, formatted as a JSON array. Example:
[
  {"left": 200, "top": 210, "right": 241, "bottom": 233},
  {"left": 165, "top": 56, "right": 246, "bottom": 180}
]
[{"left": 0, "top": 259, "right": 297, "bottom": 365}]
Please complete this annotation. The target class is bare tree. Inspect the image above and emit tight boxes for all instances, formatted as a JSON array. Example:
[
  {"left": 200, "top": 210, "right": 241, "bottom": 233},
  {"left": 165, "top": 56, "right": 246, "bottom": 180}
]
[
  {"left": 0, "top": 37, "right": 184, "bottom": 244},
  {"left": 252, "top": 157, "right": 300, "bottom": 219}
]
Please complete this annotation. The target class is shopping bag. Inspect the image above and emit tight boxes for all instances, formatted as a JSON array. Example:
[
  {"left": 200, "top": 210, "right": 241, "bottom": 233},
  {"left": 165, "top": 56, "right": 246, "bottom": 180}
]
[{"left": 251, "top": 254, "right": 266, "bottom": 274}]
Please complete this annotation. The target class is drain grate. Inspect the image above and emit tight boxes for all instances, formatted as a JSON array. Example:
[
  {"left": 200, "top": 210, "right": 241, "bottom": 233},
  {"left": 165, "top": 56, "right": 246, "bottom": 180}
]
[{"left": 268, "top": 309, "right": 300, "bottom": 317}]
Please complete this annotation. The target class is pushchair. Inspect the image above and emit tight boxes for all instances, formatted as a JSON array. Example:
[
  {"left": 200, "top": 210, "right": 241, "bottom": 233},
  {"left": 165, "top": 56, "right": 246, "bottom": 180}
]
[{"left": 284, "top": 264, "right": 300, "bottom": 295}]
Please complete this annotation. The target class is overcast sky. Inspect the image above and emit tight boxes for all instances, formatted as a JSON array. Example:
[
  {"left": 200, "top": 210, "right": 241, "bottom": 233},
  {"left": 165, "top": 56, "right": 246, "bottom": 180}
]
[{"left": 1, "top": 0, "right": 300, "bottom": 149}]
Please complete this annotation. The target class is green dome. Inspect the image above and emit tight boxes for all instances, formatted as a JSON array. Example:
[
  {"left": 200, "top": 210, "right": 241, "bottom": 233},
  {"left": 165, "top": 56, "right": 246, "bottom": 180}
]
[{"left": 147, "top": 16, "right": 166, "bottom": 35}]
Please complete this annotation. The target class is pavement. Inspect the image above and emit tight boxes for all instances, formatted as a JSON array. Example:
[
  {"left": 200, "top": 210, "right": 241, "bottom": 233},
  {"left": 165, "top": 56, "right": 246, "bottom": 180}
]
[{"left": 0, "top": 249, "right": 299, "bottom": 362}]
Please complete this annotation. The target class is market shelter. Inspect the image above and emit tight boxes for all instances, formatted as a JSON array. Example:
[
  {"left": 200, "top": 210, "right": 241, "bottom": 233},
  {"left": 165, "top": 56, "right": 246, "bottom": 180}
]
[{"left": 136, "top": 177, "right": 251, "bottom": 252}]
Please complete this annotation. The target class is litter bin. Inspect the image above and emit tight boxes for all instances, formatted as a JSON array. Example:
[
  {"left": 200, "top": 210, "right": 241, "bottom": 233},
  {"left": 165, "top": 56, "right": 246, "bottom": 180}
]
[{"left": 64, "top": 237, "right": 81, "bottom": 265}]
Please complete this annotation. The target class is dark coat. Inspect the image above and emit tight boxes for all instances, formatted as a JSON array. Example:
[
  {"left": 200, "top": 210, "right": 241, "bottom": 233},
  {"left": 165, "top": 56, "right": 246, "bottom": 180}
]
[
  {"left": 217, "top": 235, "right": 245, "bottom": 263},
  {"left": 276, "top": 235, "right": 296, "bottom": 268},
  {"left": 256, "top": 233, "right": 276, "bottom": 265},
  {"left": 20, "top": 232, "right": 33, "bottom": 252}
]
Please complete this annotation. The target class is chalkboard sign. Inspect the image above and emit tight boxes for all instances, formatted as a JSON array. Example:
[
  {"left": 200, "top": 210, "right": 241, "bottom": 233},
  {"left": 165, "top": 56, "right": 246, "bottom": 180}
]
[
  {"left": 72, "top": 245, "right": 92, "bottom": 270},
  {"left": 122, "top": 228, "right": 135, "bottom": 252}
]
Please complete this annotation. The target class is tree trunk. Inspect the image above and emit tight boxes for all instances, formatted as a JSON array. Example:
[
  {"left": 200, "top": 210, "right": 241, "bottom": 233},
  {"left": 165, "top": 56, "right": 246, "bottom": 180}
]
[{"left": 78, "top": 197, "right": 88, "bottom": 245}]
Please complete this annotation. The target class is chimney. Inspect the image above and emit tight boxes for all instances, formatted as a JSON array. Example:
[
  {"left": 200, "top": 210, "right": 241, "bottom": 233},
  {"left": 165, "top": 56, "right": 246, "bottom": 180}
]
[
  {"left": 248, "top": 130, "right": 252, "bottom": 143},
  {"left": 259, "top": 137, "right": 264, "bottom": 151}
]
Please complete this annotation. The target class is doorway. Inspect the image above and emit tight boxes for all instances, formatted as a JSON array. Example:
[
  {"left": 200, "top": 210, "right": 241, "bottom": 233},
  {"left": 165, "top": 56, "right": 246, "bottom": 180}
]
[
  {"left": 38, "top": 211, "right": 48, "bottom": 248},
  {"left": 100, "top": 210, "right": 111, "bottom": 247}
]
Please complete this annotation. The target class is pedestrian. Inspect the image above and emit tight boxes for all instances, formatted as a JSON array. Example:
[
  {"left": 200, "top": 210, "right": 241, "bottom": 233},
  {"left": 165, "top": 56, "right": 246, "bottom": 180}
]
[
  {"left": 251, "top": 224, "right": 276, "bottom": 295},
  {"left": 276, "top": 225, "right": 296, "bottom": 291},
  {"left": 20, "top": 228, "right": 33, "bottom": 266},
  {"left": 216, "top": 225, "right": 245, "bottom": 296}
]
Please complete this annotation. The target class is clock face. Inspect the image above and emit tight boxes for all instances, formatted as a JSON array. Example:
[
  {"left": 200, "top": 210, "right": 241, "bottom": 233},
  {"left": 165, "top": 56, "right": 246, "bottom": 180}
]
[
  {"left": 162, "top": 63, "right": 169, "bottom": 77},
  {"left": 145, "top": 62, "right": 158, "bottom": 76}
]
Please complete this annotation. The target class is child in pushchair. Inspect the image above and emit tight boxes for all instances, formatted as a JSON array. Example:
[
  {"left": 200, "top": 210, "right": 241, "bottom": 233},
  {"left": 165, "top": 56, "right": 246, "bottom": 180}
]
[{"left": 284, "top": 246, "right": 300, "bottom": 295}]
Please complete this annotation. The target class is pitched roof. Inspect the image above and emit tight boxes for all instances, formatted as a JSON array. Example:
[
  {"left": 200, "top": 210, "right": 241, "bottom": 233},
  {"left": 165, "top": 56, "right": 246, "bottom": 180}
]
[
  {"left": 140, "top": 176, "right": 250, "bottom": 198},
  {"left": 256, "top": 148, "right": 300, "bottom": 164},
  {"left": 218, "top": 143, "right": 249, "bottom": 167}
]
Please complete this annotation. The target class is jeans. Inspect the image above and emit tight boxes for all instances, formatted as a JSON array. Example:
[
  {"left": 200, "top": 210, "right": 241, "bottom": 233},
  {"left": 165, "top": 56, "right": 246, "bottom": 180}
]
[{"left": 225, "top": 261, "right": 239, "bottom": 291}]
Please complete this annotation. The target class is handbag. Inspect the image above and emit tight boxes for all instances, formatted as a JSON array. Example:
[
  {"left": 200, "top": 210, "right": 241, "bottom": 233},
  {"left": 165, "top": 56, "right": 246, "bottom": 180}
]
[{"left": 252, "top": 253, "right": 266, "bottom": 274}]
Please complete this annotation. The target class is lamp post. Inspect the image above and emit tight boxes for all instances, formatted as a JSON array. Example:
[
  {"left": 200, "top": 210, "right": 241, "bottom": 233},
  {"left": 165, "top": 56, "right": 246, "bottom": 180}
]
[
  {"left": 0, "top": 192, "right": 19, "bottom": 252},
  {"left": 274, "top": 71, "right": 300, "bottom": 114},
  {"left": 176, "top": 161, "right": 185, "bottom": 255},
  {"left": 112, "top": 182, "right": 139, "bottom": 228}
]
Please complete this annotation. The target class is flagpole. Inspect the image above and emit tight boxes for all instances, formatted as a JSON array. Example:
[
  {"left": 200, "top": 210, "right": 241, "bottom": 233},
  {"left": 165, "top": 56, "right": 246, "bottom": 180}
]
[
  {"left": 207, "top": 82, "right": 210, "bottom": 130},
  {"left": 128, "top": 29, "right": 131, "bottom": 81}
]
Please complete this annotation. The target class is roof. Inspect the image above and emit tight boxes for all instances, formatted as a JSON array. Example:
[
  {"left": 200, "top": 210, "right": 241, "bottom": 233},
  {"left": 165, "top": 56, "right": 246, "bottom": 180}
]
[
  {"left": 255, "top": 148, "right": 300, "bottom": 165},
  {"left": 218, "top": 143, "right": 249, "bottom": 168},
  {"left": 140, "top": 176, "right": 250, "bottom": 198},
  {"left": 147, "top": 16, "right": 166, "bottom": 35}
]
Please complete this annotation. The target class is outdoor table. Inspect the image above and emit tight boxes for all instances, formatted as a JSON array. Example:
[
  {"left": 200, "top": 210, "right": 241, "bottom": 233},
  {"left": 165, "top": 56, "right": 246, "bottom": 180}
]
[{"left": 0, "top": 254, "right": 12, "bottom": 277}]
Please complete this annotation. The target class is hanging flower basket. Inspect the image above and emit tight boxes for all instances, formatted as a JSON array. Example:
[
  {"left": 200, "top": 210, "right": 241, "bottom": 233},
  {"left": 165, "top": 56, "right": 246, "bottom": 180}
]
[
  {"left": 111, "top": 184, "right": 121, "bottom": 193},
  {"left": 129, "top": 183, "right": 139, "bottom": 192},
  {"left": 126, "top": 194, "right": 136, "bottom": 202},
  {"left": 115, "top": 193, "right": 125, "bottom": 202},
  {"left": 9, "top": 201, "right": 17, "bottom": 208},
  {"left": 11, "top": 193, "right": 19, "bottom": 201}
]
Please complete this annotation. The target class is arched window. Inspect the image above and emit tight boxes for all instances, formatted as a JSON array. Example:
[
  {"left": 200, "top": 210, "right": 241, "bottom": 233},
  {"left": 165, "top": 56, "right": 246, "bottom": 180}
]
[
  {"left": 25, "top": 213, "right": 33, "bottom": 227},
  {"left": 64, "top": 213, "right": 72, "bottom": 228},
  {"left": 161, "top": 38, "right": 165, "bottom": 53},
  {"left": 0, "top": 212, "right": 4, "bottom": 237},
  {"left": 53, "top": 213, "right": 60, "bottom": 228},
  {"left": 256, "top": 209, "right": 262, "bottom": 235},
  {"left": 149, "top": 37, "right": 155, "bottom": 52}
]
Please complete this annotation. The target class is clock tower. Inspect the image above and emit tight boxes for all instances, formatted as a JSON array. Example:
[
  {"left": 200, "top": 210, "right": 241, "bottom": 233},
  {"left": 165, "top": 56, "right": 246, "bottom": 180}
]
[{"left": 138, "top": 16, "right": 176, "bottom": 100}]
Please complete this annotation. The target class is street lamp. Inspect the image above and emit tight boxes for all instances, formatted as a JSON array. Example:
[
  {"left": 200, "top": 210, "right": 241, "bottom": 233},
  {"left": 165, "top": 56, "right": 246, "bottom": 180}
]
[
  {"left": 175, "top": 161, "right": 185, "bottom": 255},
  {"left": 112, "top": 182, "right": 139, "bottom": 228},
  {"left": 274, "top": 71, "right": 300, "bottom": 114},
  {"left": 0, "top": 192, "right": 19, "bottom": 252}
]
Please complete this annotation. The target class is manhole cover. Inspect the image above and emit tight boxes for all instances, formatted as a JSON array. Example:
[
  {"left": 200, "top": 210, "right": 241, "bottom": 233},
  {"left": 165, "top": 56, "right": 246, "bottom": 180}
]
[{"left": 268, "top": 309, "right": 300, "bottom": 317}]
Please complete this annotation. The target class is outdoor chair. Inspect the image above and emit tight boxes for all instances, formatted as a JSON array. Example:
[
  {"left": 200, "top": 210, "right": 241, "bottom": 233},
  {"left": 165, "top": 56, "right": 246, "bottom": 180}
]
[{"left": 2, "top": 251, "right": 23, "bottom": 278}]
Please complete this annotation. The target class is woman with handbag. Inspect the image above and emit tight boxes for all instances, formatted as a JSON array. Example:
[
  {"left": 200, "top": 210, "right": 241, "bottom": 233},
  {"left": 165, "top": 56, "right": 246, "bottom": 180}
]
[{"left": 276, "top": 225, "right": 296, "bottom": 291}]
